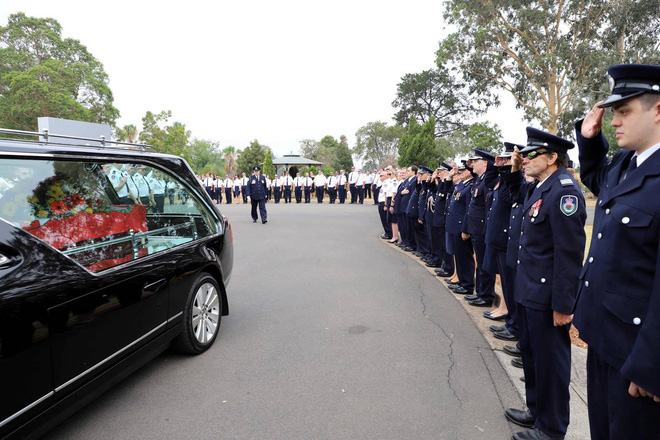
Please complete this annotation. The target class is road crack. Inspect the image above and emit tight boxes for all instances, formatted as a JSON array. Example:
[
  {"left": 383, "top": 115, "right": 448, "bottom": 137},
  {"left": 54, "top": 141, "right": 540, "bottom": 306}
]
[{"left": 417, "top": 281, "right": 463, "bottom": 408}]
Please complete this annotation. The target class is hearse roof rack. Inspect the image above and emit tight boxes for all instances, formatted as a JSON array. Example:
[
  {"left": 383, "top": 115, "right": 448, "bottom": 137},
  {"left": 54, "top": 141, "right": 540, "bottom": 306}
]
[{"left": 0, "top": 128, "right": 154, "bottom": 151}]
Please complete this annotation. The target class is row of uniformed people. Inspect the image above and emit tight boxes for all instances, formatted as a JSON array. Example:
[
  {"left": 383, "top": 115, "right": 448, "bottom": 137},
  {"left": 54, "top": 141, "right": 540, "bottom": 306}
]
[
  {"left": 104, "top": 163, "right": 169, "bottom": 213},
  {"left": 383, "top": 63, "right": 660, "bottom": 440}
]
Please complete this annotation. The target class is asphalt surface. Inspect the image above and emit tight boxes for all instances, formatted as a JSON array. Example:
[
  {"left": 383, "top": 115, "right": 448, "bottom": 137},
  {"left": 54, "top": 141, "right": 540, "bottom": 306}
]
[{"left": 45, "top": 201, "right": 524, "bottom": 440}]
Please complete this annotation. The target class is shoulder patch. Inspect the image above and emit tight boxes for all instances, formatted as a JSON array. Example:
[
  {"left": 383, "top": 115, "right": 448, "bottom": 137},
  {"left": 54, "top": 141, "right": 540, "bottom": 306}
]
[
  {"left": 559, "top": 174, "right": 575, "bottom": 187},
  {"left": 560, "top": 195, "right": 579, "bottom": 216}
]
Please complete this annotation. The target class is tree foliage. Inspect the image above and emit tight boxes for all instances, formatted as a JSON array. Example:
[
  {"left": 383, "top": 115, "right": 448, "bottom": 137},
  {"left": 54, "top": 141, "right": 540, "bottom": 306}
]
[
  {"left": 116, "top": 124, "right": 138, "bottom": 143},
  {"left": 299, "top": 135, "right": 353, "bottom": 170},
  {"left": 0, "top": 13, "right": 119, "bottom": 131},
  {"left": 223, "top": 146, "right": 239, "bottom": 177},
  {"left": 392, "top": 67, "right": 487, "bottom": 137},
  {"left": 399, "top": 117, "right": 439, "bottom": 168},
  {"left": 188, "top": 139, "right": 225, "bottom": 175},
  {"left": 437, "top": 122, "right": 503, "bottom": 160},
  {"left": 236, "top": 140, "right": 268, "bottom": 175},
  {"left": 335, "top": 135, "right": 354, "bottom": 171},
  {"left": 139, "top": 110, "right": 191, "bottom": 162},
  {"left": 438, "top": 0, "right": 660, "bottom": 137},
  {"left": 263, "top": 148, "right": 275, "bottom": 177},
  {"left": 354, "top": 121, "right": 405, "bottom": 169}
]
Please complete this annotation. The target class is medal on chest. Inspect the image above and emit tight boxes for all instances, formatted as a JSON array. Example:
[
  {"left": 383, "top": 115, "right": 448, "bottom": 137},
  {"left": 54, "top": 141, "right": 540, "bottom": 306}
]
[
  {"left": 494, "top": 181, "right": 500, "bottom": 191},
  {"left": 252, "top": 178, "right": 257, "bottom": 184},
  {"left": 529, "top": 199, "right": 542, "bottom": 218},
  {"left": 455, "top": 192, "right": 461, "bottom": 200},
  {"left": 473, "top": 188, "right": 479, "bottom": 197}
]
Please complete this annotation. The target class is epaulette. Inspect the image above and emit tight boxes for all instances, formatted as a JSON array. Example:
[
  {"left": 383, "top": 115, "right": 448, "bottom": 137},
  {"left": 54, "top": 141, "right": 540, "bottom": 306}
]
[{"left": 559, "top": 174, "right": 576, "bottom": 187}]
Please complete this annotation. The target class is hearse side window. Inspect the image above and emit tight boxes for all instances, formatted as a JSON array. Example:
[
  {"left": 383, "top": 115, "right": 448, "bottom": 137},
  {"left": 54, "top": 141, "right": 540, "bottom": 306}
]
[{"left": 0, "top": 159, "right": 218, "bottom": 272}]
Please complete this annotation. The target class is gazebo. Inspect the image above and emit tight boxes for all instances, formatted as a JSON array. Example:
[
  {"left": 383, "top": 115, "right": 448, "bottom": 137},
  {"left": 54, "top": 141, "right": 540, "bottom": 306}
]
[{"left": 272, "top": 154, "right": 323, "bottom": 177}]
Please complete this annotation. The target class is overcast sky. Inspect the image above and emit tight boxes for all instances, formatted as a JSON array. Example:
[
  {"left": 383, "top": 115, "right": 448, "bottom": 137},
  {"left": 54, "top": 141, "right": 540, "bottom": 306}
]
[{"left": 1, "top": 0, "right": 529, "bottom": 162}]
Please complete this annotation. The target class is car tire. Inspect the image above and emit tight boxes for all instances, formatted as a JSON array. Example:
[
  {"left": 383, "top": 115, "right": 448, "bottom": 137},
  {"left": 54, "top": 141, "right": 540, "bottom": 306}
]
[{"left": 172, "top": 273, "right": 222, "bottom": 354}]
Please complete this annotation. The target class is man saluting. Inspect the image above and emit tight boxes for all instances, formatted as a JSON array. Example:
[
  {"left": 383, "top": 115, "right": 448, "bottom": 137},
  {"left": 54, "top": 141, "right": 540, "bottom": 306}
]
[{"left": 574, "top": 63, "right": 660, "bottom": 439}]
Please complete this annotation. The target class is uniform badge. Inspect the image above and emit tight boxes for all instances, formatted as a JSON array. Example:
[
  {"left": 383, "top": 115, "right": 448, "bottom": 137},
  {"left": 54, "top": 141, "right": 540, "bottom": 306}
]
[
  {"left": 252, "top": 178, "right": 256, "bottom": 184},
  {"left": 474, "top": 188, "right": 479, "bottom": 197},
  {"left": 560, "top": 195, "right": 578, "bottom": 216},
  {"left": 530, "top": 199, "right": 542, "bottom": 217}
]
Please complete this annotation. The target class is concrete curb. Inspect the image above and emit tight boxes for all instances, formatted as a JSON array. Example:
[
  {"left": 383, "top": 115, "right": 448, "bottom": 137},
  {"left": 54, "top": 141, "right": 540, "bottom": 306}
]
[{"left": 383, "top": 238, "right": 591, "bottom": 439}]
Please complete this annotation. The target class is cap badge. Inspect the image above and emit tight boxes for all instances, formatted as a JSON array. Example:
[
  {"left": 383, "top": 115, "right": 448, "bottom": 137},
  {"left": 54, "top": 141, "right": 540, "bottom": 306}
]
[{"left": 608, "top": 75, "right": 615, "bottom": 91}]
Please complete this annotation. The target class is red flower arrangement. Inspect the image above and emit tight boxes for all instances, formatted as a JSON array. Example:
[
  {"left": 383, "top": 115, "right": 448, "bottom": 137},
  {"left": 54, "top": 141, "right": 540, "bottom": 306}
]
[{"left": 28, "top": 171, "right": 110, "bottom": 219}]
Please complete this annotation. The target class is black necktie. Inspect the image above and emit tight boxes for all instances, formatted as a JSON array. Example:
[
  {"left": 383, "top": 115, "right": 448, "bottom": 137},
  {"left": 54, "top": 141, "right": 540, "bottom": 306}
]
[{"left": 620, "top": 154, "right": 638, "bottom": 182}]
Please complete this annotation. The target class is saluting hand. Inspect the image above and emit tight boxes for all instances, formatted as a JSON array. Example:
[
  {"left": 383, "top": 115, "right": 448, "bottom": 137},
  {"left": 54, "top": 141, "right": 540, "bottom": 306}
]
[
  {"left": 581, "top": 101, "right": 606, "bottom": 139},
  {"left": 553, "top": 311, "right": 573, "bottom": 326},
  {"left": 511, "top": 147, "right": 523, "bottom": 172}
]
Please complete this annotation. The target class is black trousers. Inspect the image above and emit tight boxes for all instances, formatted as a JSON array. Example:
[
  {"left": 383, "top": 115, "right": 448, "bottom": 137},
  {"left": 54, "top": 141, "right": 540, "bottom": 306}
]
[
  {"left": 471, "top": 233, "right": 496, "bottom": 303},
  {"left": 251, "top": 198, "right": 267, "bottom": 222},
  {"left": 378, "top": 202, "right": 392, "bottom": 236},
  {"left": 349, "top": 184, "right": 357, "bottom": 203},
  {"left": 274, "top": 188, "right": 281, "bottom": 203},
  {"left": 154, "top": 194, "right": 165, "bottom": 213},
  {"left": 328, "top": 188, "right": 337, "bottom": 203},
  {"left": 586, "top": 347, "right": 660, "bottom": 440},
  {"left": 284, "top": 186, "right": 292, "bottom": 203},
  {"left": 294, "top": 186, "right": 302, "bottom": 203},
  {"left": 225, "top": 188, "right": 232, "bottom": 204},
  {"left": 338, "top": 187, "right": 347, "bottom": 203},
  {"left": 241, "top": 186, "right": 247, "bottom": 203},
  {"left": 304, "top": 187, "right": 311, "bottom": 203},
  {"left": 358, "top": 186, "right": 365, "bottom": 204},
  {"left": 519, "top": 305, "right": 571, "bottom": 438},
  {"left": 410, "top": 217, "right": 429, "bottom": 254},
  {"left": 495, "top": 249, "right": 518, "bottom": 337},
  {"left": 365, "top": 184, "right": 372, "bottom": 199},
  {"left": 451, "top": 233, "right": 475, "bottom": 291},
  {"left": 397, "top": 213, "right": 409, "bottom": 246},
  {"left": 372, "top": 186, "right": 380, "bottom": 205},
  {"left": 316, "top": 187, "right": 324, "bottom": 203}
]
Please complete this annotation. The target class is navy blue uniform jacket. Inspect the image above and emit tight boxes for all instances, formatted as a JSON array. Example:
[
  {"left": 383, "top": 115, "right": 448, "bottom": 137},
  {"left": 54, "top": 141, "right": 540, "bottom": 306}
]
[
  {"left": 395, "top": 177, "right": 414, "bottom": 215},
  {"left": 573, "top": 122, "right": 660, "bottom": 396},
  {"left": 446, "top": 178, "right": 473, "bottom": 236},
  {"left": 503, "top": 167, "right": 586, "bottom": 314},
  {"left": 406, "top": 181, "right": 421, "bottom": 218},
  {"left": 466, "top": 163, "right": 499, "bottom": 235},
  {"left": 246, "top": 174, "right": 267, "bottom": 200}
]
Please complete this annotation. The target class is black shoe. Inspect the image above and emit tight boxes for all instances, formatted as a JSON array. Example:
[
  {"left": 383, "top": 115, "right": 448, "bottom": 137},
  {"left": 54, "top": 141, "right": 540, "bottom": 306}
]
[
  {"left": 380, "top": 235, "right": 392, "bottom": 239},
  {"left": 411, "top": 251, "right": 424, "bottom": 257},
  {"left": 425, "top": 262, "right": 441, "bottom": 267},
  {"left": 451, "top": 287, "right": 471, "bottom": 294},
  {"left": 511, "top": 357, "right": 524, "bottom": 369},
  {"left": 444, "top": 278, "right": 459, "bottom": 284},
  {"left": 493, "top": 328, "right": 518, "bottom": 341},
  {"left": 503, "top": 345, "right": 522, "bottom": 357},
  {"left": 403, "top": 247, "right": 414, "bottom": 252},
  {"left": 435, "top": 269, "right": 451, "bottom": 277},
  {"left": 484, "top": 313, "right": 508, "bottom": 321},
  {"left": 449, "top": 285, "right": 467, "bottom": 292},
  {"left": 520, "top": 376, "right": 525, "bottom": 382},
  {"left": 252, "top": 219, "right": 257, "bottom": 223},
  {"left": 262, "top": 220, "right": 267, "bottom": 224},
  {"left": 512, "top": 427, "right": 564, "bottom": 440},
  {"left": 504, "top": 408, "right": 536, "bottom": 429},
  {"left": 469, "top": 299, "right": 493, "bottom": 307},
  {"left": 463, "top": 294, "right": 479, "bottom": 301},
  {"left": 490, "top": 325, "right": 506, "bottom": 333}
]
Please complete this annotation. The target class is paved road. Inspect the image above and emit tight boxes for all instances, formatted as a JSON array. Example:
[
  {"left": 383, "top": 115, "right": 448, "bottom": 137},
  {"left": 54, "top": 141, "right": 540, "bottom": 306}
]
[{"left": 45, "top": 202, "right": 523, "bottom": 440}]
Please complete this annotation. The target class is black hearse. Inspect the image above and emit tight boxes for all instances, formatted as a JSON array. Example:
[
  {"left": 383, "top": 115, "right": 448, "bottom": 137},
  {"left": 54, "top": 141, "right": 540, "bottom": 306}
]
[{"left": 0, "top": 128, "right": 233, "bottom": 439}]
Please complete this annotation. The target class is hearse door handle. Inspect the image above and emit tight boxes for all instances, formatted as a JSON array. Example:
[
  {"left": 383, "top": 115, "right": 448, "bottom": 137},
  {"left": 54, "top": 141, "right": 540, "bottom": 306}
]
[{"left": 143, "top": 278, "right": 167, "bottom": 294}]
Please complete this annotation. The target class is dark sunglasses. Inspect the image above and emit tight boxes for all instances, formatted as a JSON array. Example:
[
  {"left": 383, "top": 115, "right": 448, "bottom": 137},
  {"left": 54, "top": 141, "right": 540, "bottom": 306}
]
[{"left": 525, "top": 150, "right": 552, "bottom": 160}]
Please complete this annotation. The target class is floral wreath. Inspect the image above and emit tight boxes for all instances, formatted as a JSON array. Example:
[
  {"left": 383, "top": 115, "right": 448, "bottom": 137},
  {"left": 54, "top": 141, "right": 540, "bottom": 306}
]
[{"left": 27, "top": 171, "right": 110, "bottom": 219}]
